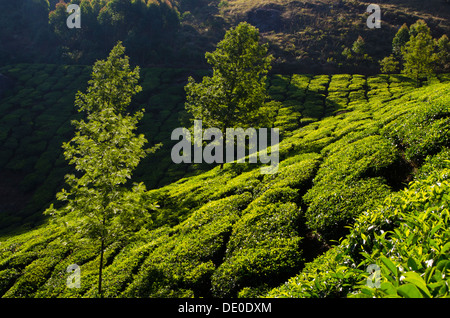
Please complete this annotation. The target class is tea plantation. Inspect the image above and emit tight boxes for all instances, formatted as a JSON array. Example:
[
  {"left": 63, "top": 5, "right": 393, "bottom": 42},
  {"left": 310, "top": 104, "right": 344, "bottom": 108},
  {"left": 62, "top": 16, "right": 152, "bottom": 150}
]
[
  {"left": 0, "top": 64, "right": 449, "bottom": 298},
  {"left": 0, "top": 64, "right": 209, "bottom": 232}
]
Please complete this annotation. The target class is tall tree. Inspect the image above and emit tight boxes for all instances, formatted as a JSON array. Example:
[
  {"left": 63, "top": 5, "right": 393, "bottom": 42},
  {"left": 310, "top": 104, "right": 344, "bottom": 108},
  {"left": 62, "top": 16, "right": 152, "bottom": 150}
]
[
  {"left": 436, "top": 34, "right": 450, "bottom": 72},
  {"left": 184, "top": 22, "right": 275, "bottom": 168},
  {"left": 401, "top": 20, "right": 437, "bottom": 85},
  {"left": 392, "top": 23, "right": 410, "bottom": 57},
  {"left": 45, "top": 42, "right": 159, "bottom": 297}
]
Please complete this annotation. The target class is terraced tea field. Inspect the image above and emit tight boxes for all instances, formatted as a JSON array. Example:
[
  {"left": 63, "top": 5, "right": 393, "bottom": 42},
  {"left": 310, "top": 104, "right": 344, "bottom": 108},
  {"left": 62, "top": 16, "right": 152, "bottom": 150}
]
[
  {"left": 1, "top": 63, "right": 449, "bottom": 233},
  {"left": 0, "top": 64, "right": 449, "bottom": 298}
]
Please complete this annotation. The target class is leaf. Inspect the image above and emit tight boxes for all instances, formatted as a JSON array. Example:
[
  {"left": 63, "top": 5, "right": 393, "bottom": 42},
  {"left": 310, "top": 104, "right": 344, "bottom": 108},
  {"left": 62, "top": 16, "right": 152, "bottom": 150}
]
[
  {"left": 380, "top": 282, "right": 397, "bottom": 296},
  {"left": 361, "top": 233, "right": 367, "bottom": 242},
  {"left": 430, "top": 223, "right": 443, "bottom": 237},
  {"left": 427, "top": 281, "right": 445, "bottom": 290},
  {"left": 314, "top": 278, "right": 321, "bottom": 290},
  {"left": 359, "top": 287, "right": 374, "bottom": 297},
  {"left": 334, "top": 252, "right": 343, "bottom": 263},
  {"left": 429, "top": 239, "right": 439, "bottom": 251},
  {"left": 424, "top": 266, "right": 436, "bottom": 284},
  {"left": 380, "top": 256, "right": 397, "bottom": 277},
  {"left": 407, "top": 257, "right": 419, "bottom": 271},
  {"left": 350, "top": 291, "right": 372, "bottom": 298},
  {"left": 437, "top": 260, "right": 450, "bottom": 272},
  {"left": 397, "top": 284, "right": 423, "bottom": 298},
  {"left": 441, "top": 242, "right": 450, "bottom": 254},
  {"left": 403, "top": 272, "right": 432, "bottom": 298}
]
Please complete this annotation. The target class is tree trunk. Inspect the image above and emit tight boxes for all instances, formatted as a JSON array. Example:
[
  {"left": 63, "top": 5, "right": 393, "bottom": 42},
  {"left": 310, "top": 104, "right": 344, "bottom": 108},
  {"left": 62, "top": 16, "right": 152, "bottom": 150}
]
[
  {"left": 98, "top": 238, "right": 104, "bottom": 297},
  {"left": 98, "top": 215, "right": 106, "bottom": 297},
  {"left": 220, "top": 128, "right": 226, "bottom": 170}
]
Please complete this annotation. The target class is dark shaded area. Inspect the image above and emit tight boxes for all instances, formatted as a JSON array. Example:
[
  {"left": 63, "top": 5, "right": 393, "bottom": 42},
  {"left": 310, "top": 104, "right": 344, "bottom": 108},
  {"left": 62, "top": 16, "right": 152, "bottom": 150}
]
[{"left": 1, "top": 0, "right": 450, "bottom": 75}]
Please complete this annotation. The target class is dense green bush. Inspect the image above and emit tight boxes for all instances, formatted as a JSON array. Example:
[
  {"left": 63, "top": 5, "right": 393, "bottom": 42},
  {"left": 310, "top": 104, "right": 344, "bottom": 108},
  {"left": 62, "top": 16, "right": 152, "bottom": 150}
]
[
  {"left": 382, "top": 97, "right": 450, "bottom": 163},
  {"left": 212, "top": 235, "right": 302, "bottom": 297},
  {"left": 123, "top": 193, "right": 252, "bottom": 297},
  {"left": 268, "top": 164, "right": 450, "bottom": 298},
  {"left": 302, "top": 131, "right": 399, "bottom": 238},
  {"left": 304, "top": 178, "right": 391, "bottom": 238}
]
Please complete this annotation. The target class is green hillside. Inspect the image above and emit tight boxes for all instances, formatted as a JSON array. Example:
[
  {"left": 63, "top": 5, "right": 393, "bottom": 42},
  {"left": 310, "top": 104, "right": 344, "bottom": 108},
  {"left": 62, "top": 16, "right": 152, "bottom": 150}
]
[
  {"left": 2, "top": 0, "right": 450, "bottom": 74},
  {"left": 0, "top": 63, "right": 212, "bottom": 232},
  {"left": 0, "top": 66, "right": 449, "bottom": 297}
]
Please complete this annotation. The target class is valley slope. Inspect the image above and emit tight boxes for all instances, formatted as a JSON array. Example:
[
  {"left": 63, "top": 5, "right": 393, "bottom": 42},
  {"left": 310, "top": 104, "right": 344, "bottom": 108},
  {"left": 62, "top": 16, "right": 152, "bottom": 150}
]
[{"left": 0, "top": 70, "right": 449, "bottom": 297}]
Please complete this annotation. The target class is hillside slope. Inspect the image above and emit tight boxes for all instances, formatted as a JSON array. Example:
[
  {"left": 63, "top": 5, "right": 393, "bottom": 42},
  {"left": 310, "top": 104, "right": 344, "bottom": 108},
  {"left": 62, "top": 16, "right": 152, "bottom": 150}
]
[
  {"left": 0, "top": 73, "right": 449, "bottom": 298},
  {"left": 0, "top": 64, "right": 211, "bottom": 232},
  {"left": 178, "top": 0, "right": 450, "bottom": 73},
  {"left": 1, "top": 0, "right": 449, "bottom": 73}
]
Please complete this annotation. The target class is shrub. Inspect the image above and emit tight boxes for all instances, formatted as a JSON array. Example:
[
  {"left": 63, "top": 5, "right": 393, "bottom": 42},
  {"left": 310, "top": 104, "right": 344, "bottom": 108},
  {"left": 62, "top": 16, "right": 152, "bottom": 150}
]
[
  {"left": 212, "top": 236, "right": 302, "bottom": 297},
  {"left": 348, "top": 167, "right": 450, "bottom": 298},
  {"left": 382, "top": 94, "right": 450, "bottom": 163},
  {"left": 328, "top": 74, "right": 351, "bottom": 92},
  {"left": 348, "top": 90, "right": 366, "bottom": 101},
  {"left": 269, "top": 164, "right": 450, "bottom": 299},
  {"left": 123, "top": 193, "right": 252, "bottom": 297},
  {"left": 302, "top": 134, "right": 398, "bottom": 238},
  {"left": 304, "top": 178, "right": 392, "bottom": 238},
  {"left": 316, "top": 135, "right": 399, "bottom": 184},
  {"left": 0, "top": 269, "right": 21, "bottom": 296}
]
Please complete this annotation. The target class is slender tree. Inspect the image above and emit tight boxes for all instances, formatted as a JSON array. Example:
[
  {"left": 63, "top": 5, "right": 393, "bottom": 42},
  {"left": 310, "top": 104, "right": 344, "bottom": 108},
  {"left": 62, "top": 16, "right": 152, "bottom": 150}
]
[
  {"left": 392, "top": 23, "right": 410, "bottom": 57},
  {"left": 436, "top": 34, "right": 450, "bottom": 72},
  {"left": 352, "top": 36, "right": 366, "bottom": 56},
  {"left": 45, "top": 42, "right": 159, "bottom": 297}
]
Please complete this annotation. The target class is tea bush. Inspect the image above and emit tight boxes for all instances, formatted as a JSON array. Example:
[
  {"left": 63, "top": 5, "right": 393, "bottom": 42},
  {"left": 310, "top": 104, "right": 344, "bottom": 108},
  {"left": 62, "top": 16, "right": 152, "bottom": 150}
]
[{"left": 268, "top": 164, "right": 450, "bottom": 298}]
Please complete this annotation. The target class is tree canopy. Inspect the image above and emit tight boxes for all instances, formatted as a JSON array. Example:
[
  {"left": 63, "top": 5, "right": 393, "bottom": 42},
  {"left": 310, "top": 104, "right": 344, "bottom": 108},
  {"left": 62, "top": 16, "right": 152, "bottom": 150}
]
[
  {"left": 185, "top": 22, "right": 275, "bottom": 132},
  {"left": 401, "top": 20, "right": 437, "bottom": 84}
]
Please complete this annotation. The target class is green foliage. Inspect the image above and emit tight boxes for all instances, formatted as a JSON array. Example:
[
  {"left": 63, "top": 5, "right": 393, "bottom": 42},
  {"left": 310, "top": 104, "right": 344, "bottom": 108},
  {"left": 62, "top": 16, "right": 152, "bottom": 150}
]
[
  {"left": 302, "top": 134, "right": 398, "bottom": 237},
  {"left": 268, "top": 162, "right": 450, "bottom": 298},
  {"left": 74, "top": 43, "right": 142, "bottom": 115},
  {"left": 380, "top": 55, "right": 400, "bottom": 74},
  {"left": 382, "top": 92, "right": 450, "bottom": 163},
  {"left": 44, "top": 43, "right": 159, "bottom": 296},
  {"left": 392, "top": 23, "right": 410, "bottom": 57},
  {"left": 436, "top": 35, "right": 450, "bottom": 72},
  {"left": 185, "top": 22, "right": 274, "bottom": 135},
  {"left": 304, "top": 178, "right": 391, "bottom": 238},
  {"left": 350, "top": 167, "right": 450, "bottom": 298},
  {"left": 351, "top": 36, "right": 365, "bottom": 56},
  {"left": 401, "top": 20, "right": 437, "bottom": 84},
  {"left": 46, "top": 0, "right": 181, "bottom": 65},
  {"left": 1, "top": 59, "right": 450, "bottom": 299},
  {"left": 122, "top": 193, "right": 252, "bottom": 297}
]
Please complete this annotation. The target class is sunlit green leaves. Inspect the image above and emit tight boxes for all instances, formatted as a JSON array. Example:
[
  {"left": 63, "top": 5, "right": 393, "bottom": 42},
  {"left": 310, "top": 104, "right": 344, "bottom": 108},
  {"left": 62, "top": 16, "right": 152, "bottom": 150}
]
[
  {"left": 185, "top": 22, "right": 274, "bottom": 134},
  {"left": 41, "top": 43, "right": 161, "bottom": 296}
]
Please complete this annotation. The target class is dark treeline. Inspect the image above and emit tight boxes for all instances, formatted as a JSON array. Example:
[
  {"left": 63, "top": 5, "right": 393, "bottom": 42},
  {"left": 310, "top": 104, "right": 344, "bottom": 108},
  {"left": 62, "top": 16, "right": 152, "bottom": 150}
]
[{"left": 0, "top": 0, "right": 197, "bottom": 67}]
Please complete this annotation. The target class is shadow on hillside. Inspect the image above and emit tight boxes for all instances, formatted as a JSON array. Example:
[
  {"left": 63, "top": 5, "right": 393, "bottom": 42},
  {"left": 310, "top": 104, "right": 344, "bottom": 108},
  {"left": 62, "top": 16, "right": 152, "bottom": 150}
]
[
  {"left": 267, "top": 73, "right": 345, "bottom": 127},
  {"left": 0, "top": 68, "right": 345, "bottom": 236}
]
